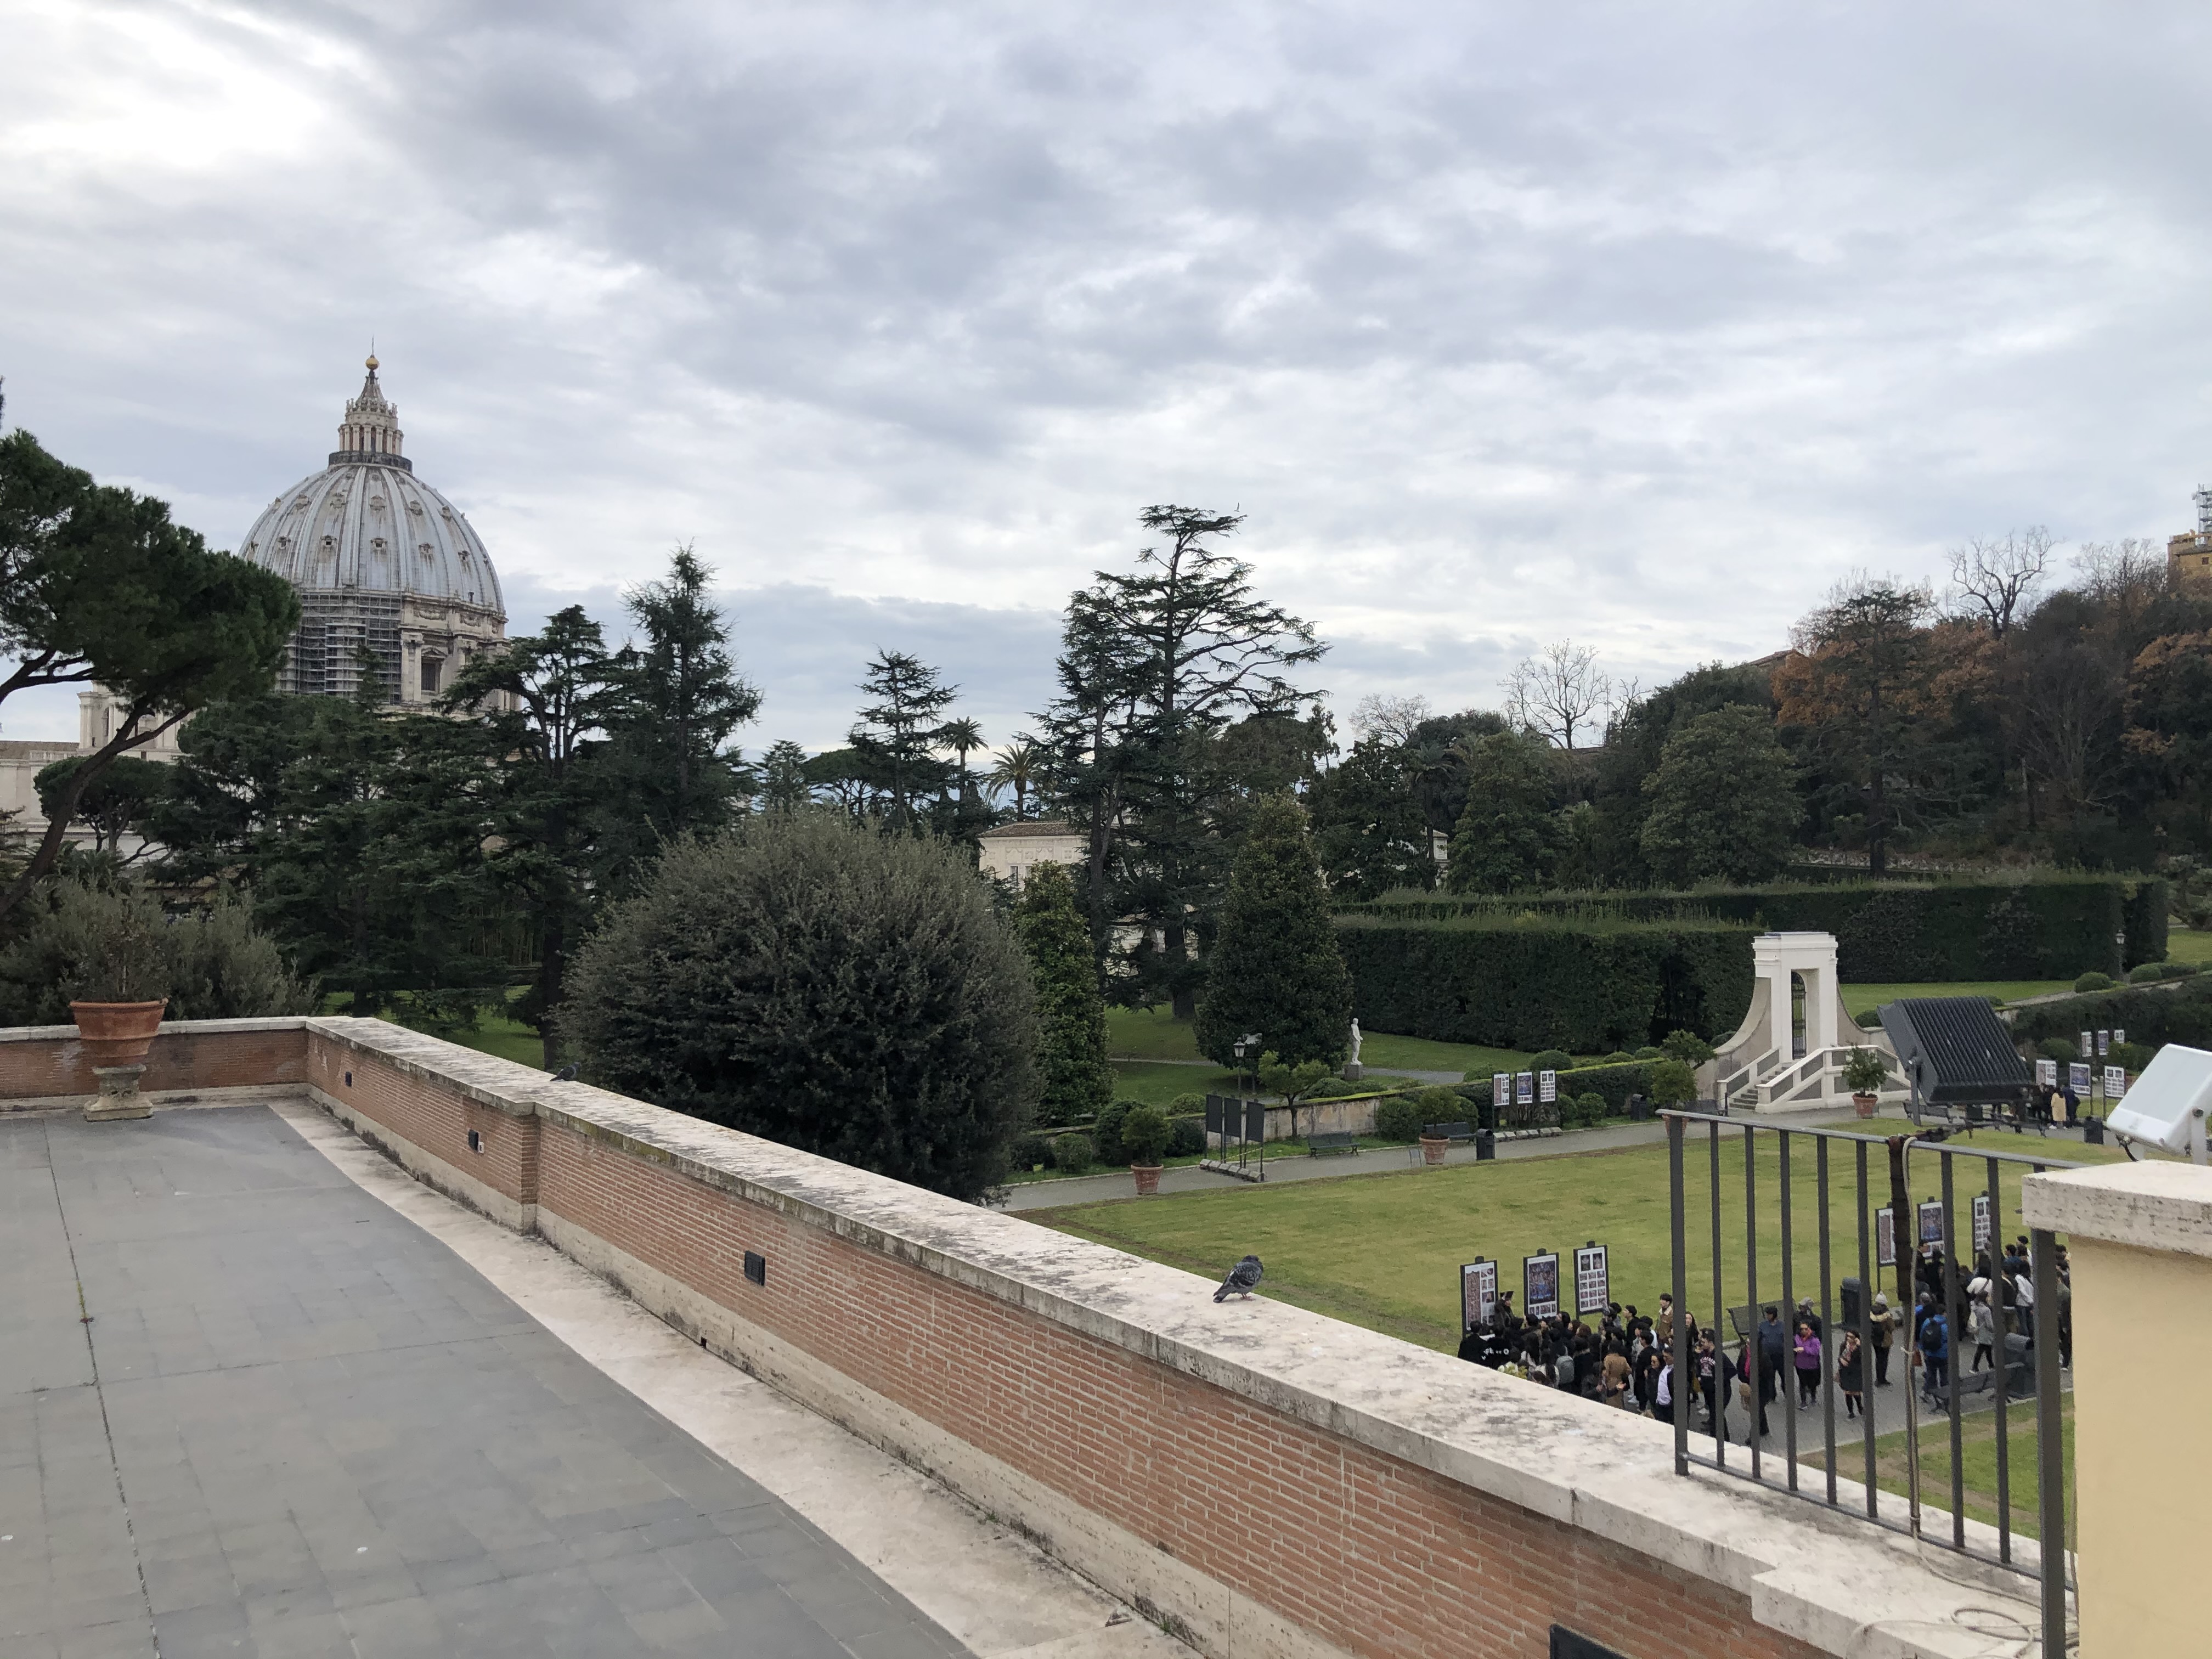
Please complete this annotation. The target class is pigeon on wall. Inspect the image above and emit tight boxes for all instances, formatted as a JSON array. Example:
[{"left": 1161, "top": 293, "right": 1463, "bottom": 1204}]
[{"left": 1214, "top": 1255, "right": 1265, "bottom": 1302}]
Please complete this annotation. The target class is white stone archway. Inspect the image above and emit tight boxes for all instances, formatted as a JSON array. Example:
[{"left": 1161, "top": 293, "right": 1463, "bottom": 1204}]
[{"left": 1703, "top": 932, "right": 1901, "bottom": 1114}]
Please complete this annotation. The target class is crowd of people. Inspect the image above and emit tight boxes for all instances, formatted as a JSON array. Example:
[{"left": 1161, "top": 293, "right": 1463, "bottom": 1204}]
[{"left": 1453, "top": 1238, "right": 2073, "bottom": 1442}]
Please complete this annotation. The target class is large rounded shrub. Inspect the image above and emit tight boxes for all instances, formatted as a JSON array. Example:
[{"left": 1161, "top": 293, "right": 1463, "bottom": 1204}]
[
  {"left": 0, "top": 879, "right": 311, "bottom": 1024},
  {"left": 566, "top": 815, "right": 1039, "bottom": 1202}
]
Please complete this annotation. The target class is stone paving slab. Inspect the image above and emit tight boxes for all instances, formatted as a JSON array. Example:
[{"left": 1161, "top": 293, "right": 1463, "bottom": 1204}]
[{"left": 0, "top": 1106, "right": 969, "bottom": 1659}]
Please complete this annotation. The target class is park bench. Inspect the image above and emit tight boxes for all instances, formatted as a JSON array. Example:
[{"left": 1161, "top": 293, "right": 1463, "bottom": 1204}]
[
  {"left": 1424, "top": 1122, "right": 1477, "bottom": 1144},
  {"left": 1307, "top": 1131, "right": 1360, "bottom": 1158}
]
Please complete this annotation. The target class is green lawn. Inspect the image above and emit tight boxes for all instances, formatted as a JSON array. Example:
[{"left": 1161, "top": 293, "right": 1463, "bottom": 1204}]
[
  {"left": 2168, "top": 928, "right": 2212, "bottom": 966},
  {"left": 1105, "top": 1005, "right": 1530, "bottom": 1078},
  {"left": 1109, "top": 1059, "right": 1243, "bottom": 1107},
  {"left": 1808, "top": 1397, "right": 2074, "bottom": 1545},
  {"left": 322, "top": 990, "right": 550, "bottom": 1071},
  {"left": 1841, "top": 981, "right": 2070, "bottom": 1017},
  {"left": 1031, "top": 1116, "right": 2135, "bottom": 1354}
]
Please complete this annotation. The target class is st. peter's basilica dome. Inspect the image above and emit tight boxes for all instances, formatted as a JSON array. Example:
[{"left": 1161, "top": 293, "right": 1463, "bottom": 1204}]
[{"left": 235, "top": 359, "right": 507, "bottom": 704}]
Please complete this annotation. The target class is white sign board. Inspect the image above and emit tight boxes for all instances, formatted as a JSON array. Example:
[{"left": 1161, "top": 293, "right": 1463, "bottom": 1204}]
[
  {"left": 2068, "top": 1062, "right": 2091, "bottom": 1095},
  {"left": 2035, "top": 1058, "right": 2057, "bottom": 1090},
  {"left": 1460, "top": 1260, "right": 1497, "bottom": 1330},
  {"left": 2104, "top": 1066, "right": 2127, "bottom": 1100},
  {"left": 1538, "top": 1069, "right": 1558, "bottom": 1104},
  {"left": 1516, "top": 1071, "right": 1534, "bottom": 1106}
]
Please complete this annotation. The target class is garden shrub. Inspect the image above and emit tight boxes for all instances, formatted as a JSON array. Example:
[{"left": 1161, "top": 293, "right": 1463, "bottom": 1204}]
[
  {"left": 565, "top": 814, "right": 1037, "bottom": 1203},
  {"left": 1528, "top": 1048, "right": 1575, "bottom": 1075},
  {"left": 1167, "top": 1116, "right": 1206, "bottom": 1157},
  {"left": 1336, "top": 874, "right": 2166, "bottom": 979},
  {"left": 1411, "top": 1085, "right": 1466, "bottom": 1129},
  {"left": 2129, "top": 963, "right": 2165, "bottom": 984},
  {"left": 1568, "top": 1091, "right": 1609, "bottom": 1127},
  {"left": 1170, "top": 1091, "right": 1206, "bottom": 1113},
  {"left": 2109, "top": 1041, "right": 2155, "bottom": 1073},
  {"left": 1547, "top": 1060, "right": 1654, "bottom": 1114},
  {"left": 1012, "top": 1133, "right": 1052, "bottom": 1171},
  {"left": 2074, "top": 971, "right": 2115, "bottom": 993},
  {"left": 1051, "top": 1133, "right": 1094, "bottom": 1172},
  {"left": 1634, "top": 1046, "right": 1664, "bottom": 1060},
  {"left": 1645, "top": 1057, "right": 1698, "bottom": 1106},
  {"left": 1602, "top": 1049, "right": 1637, "bottom": 1064},
  {"left": 1305, "top": 1076, "right": 1363, "bottom": 1099},
  {"left": 1094, "top": 1101, "right": 1132, "bottom": 1166},
  {"left": 1336, "top": 914, "right": 1756, "bottom": 1052},
  {"left": 2037, "top": 1037, "right": 2078, "bottom": 1064},
  {"left": 1120, "top": 1105, "right": 1171, "bottom": 1166},
  {"left": 2013, "top": 978, "right": 2212, "bottom": 1052},
  {"left": 1373, "top": 1094, "right": 1426, "bottom": 1141},
  {"left": 1659, "top": 1028, "right": 1716, "bottom": 1064}
]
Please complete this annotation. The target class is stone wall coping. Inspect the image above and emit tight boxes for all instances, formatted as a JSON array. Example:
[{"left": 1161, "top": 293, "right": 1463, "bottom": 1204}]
[
  {"left": 2023, "top": 1159, "right": 2212, "bottom": 1259},
  {"left": 0, "top": 1016, "right": 313, "bottom": 1045},
  {"left": 293, "top": 1014, "right": 2035, "bottom": 1656}
]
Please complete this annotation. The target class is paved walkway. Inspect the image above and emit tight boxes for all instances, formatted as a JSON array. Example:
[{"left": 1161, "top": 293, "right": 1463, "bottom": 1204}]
[{"left": 1, "top": 1107, "right": 967, "bottom": 1659}]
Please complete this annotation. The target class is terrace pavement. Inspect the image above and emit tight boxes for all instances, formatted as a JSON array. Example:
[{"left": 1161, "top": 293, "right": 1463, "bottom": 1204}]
[{"left": 0, "top": 1104, "right": 1153, "bottom": 1659}]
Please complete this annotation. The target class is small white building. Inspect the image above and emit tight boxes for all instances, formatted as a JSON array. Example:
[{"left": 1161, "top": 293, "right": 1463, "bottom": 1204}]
[{"left": 976, "top": 820, "right": 1086, "bottom": 890}]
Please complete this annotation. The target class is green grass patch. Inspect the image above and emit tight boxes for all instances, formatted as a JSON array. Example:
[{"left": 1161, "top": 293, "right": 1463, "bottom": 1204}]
[
  {"left": 1808, "top": 1397, "right": 2074, "bottom": 1545},
  {"left": 1104, "top": 1005, "right": 1532, "bottom": 1078},
  {"left": 1031, "top": 1116, "right": 2133, "bottom": 1355},
  {"left": 2167, "top": 928, "right": 2212, "bottom": 967},
  {"left": 1841, "top": 981, "right": 2071, "bottom": 1017},
  {"left": 1108, "top": 1060, "right": 1241, "bottom": 1107},
  {"left": 320, "top": 988, "right": 550, "bottom": 1071}
]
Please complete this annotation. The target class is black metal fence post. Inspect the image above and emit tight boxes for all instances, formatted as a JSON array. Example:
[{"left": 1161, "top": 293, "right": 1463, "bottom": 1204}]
[
  {"left": 2030, "top": 1225, "right": 2067, "bottom": 1659},
  {"left": 1669, "top": 1113, "right": 1689, "bottom": 1477}
]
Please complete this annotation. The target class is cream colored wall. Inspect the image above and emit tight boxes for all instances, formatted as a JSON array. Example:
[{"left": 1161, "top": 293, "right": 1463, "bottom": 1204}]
[{"left": 2068, "top": 1235, "right": 2212, "bottom": 1656}]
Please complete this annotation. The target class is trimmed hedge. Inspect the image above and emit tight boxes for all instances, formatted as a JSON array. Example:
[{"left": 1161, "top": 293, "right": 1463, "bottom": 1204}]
[
  {"left": 1337, "top": 916, "right": 1756, "bottom": 1053},
  {"left": 1338, "top": 876, "right": 2168, "bottom": 980},
  {"left": 2011, "top": 979, "right": 2212, "bottom": 1052}
]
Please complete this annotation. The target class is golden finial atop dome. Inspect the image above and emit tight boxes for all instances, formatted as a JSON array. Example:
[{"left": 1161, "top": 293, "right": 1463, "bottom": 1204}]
[{"left": 365, "top": 352, "right": 379, "bottom": 372}]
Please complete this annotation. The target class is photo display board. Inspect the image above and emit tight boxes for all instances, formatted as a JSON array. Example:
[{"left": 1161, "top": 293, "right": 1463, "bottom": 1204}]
[
  {"left": 2104, "top": 1065, "right": 2128, "bottom": 1100},
  {"left": 1917, "top": 1199, "right": 1946, "bottom": 1250},
  {"left": 1573, "top": 1244, "right": 1609, "bottom": 1316},
  {"left": 1492, "top": 1073, "right": 1511, "bottom": 1110},
  {"left": 1515, "top": 1071, "right": 1535, "bottom": 1107},
  {"left": 2113, "top": 1027, "right": 2126, "bottom": 1046},
  {"left": 2097, "top": 1030, "right": 2111, "bottom": 1057},
  {"left": 2080, "top": 1030, "right": 2093, "bottom": 1060},
  {"left": 2035, "top": 1058, "right": 2057, "bottom": 1090},
  {"left": 2068, "top": 1062, "right": 2091, "bottom": 1095},
  {"left": 1538, "top": 1069, "right": 1558, "bottom": 1104},
  {"left": 1875, "top": 1206, "right": 1897, "bottom": 1268},
  {"left": 1972, "top": 1193, "right": 1992, "bottom": 1255},
  {"left": 1523, "top": 1251, "right": 1561, "bottom": 1320},
  {"left": 1460, "top": 1260, "right": 1497, "bottom": 1329}
]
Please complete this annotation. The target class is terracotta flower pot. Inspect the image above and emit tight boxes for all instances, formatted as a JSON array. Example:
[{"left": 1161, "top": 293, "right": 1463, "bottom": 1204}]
[
  {"left": 1853, "top": 1092, "right": 1877, "bottom": 1119},
  {"left": 1131, "top": 1164, "right": 1163, "bottom": 1195},
  {"left": 1419, "top": 1136, "right": 1449, "bottom": 1166},
  {"left": 70, "top": 1000, "right": 168, "bottom": 1068}
]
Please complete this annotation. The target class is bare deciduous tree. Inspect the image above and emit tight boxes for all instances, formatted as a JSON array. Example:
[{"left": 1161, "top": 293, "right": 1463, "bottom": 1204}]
[
  {"left": 1348, "top": 692, "right": 1431, "bottom": 748},
  {"left": 1503, "top": 640, "right": 1611, "bottom": 750},
  {"left": 1948, "top": 527, "right": 2051, "bottom": 637}
]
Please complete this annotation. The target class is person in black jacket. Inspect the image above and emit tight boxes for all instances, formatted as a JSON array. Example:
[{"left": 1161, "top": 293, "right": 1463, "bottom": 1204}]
[{"left": 1754, "top": 1306, "right": 1787, "bottom": 1437}]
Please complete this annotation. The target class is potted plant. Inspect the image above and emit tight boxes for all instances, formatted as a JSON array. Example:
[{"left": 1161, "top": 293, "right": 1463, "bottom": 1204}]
[
  {"left": 1841, "top": 1048, "right": 1889, "bottom": 1118},
  {"left": 1121, "top": 1105, "right": 1170, "bottom": 1195},
  {"left": 63, "top": 886, "right": 174, "bottom": 1069}
]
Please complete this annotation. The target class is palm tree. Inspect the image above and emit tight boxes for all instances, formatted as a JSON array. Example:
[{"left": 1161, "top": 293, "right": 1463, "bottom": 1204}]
[
  {"left": 937, "top": 717, "right": 985, "bottom": 803},
  {"left": 989, "top": 733, "right": 1043, "bottom": 820}
]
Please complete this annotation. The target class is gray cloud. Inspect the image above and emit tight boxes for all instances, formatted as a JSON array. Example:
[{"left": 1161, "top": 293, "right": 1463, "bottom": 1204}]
[{"left": 3, "top": 1, "right": 2210, "bottom": 748}]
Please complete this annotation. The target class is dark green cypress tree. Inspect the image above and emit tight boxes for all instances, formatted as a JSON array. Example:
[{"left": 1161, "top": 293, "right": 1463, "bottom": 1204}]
[
  {"left": 1011, "top": 861, "right": 1114, "bottom": 1126},
  {"left": 1194, "top": 794, "right": 1351, "bottom": 1069}
]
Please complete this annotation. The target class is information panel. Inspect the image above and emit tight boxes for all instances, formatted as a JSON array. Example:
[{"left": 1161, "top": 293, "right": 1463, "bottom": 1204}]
[
  {"left": 2104, "top": 1065, "right": 2128, "bottom": 1100},
  {"left": 1875, "top": 1206, "right": 1896, "bottom": 1267},
  {"left": 1917, "top": 1199, "right": 1947, "bottom": 1251},
  {"left": 1573, "top": 1244, "right": 1610, "bottom": 1317},
  {"left": 1972, "top": 1193, "right": 1992, "bottom": 1255},
  {"left": 2068, "top": 1062, "right": 2091, "bottom": 1096},
  {"left": 1523, "top": 1251, "right": 1560, "bottom": 1321},
  {"left": 1539, "top": 1069, "right": 1558, "bottom": 1105},
  {"left": 1516, "top": 1071, "right": 1535, "bottom": 1107},
  {"left": 1460, "top": 1259, "right": 1498, "bottom": 1330}
]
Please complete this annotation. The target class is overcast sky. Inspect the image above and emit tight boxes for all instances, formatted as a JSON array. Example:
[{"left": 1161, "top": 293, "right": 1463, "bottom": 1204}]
[{"left": 4, "top": 1, "right": 2209, "bottom": 754}]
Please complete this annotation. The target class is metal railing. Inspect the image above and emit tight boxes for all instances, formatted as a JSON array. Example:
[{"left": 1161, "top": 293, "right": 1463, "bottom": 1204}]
[{"left": 1662, "top": 1110, "right": 2073, "bottom": 1657}]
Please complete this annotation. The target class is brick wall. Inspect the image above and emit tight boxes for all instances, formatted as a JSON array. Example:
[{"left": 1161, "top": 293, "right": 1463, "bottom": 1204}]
[
  {"left": 0, "top": 1020, "right": 307, "bottom": 1107},
  {"left": 530, "top": 1113, "right": 1816, "bottom": 1659},
  {"left": 63, "top": 1016, "right": 1993, "bottom": 1659}
]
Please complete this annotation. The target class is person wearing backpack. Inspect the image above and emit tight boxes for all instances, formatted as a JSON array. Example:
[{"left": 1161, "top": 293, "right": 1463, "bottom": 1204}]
[{"left": 1918, "top": 1306, "right": 1950, "bottom": 1407}]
